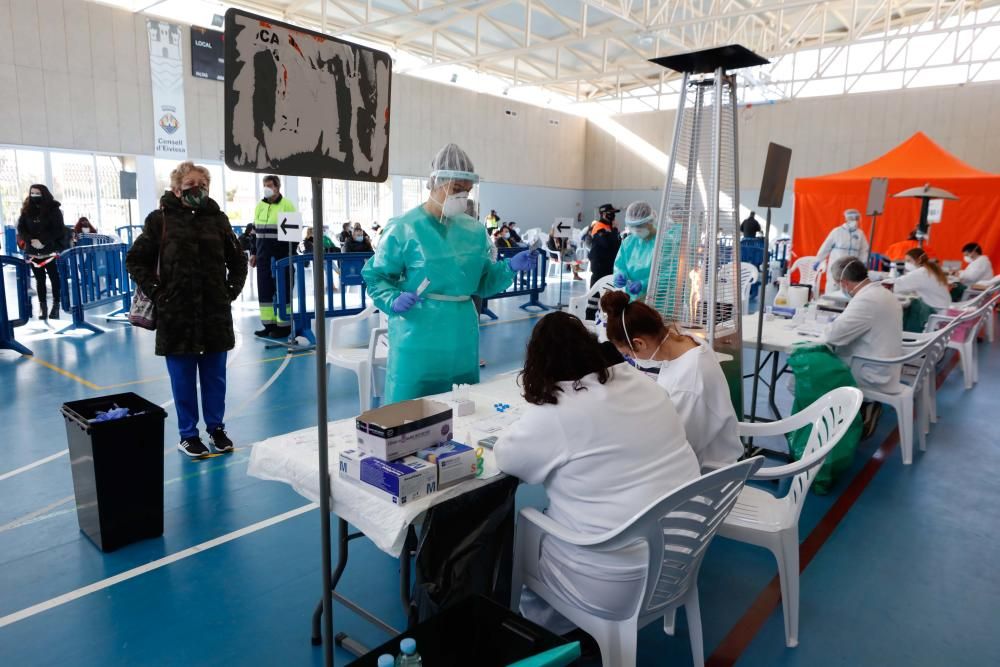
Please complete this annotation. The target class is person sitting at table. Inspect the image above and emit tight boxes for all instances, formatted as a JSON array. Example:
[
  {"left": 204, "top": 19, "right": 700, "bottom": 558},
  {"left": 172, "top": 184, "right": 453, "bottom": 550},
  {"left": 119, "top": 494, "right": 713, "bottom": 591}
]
[
  {"left": 955, "top": 242, "right": 994, "bottom": 287},
  {"left": 891, "top": 248, "right": 951, "bottom": 310},
  {"left": 826, "top": 256, "right": 903, "bottom": 393},
  {"left": 599, "top": 290, "right": 743, "bottom": 468},
  {"left": 494, "top": 311, "right": 699, "bottom": 635}
]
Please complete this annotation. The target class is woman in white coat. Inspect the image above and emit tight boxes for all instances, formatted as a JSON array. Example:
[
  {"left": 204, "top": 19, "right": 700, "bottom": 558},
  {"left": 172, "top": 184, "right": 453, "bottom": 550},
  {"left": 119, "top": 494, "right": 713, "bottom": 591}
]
[
  {"left": 599, "top": 290, "right": 744, "bottom": 468},
  {"left": 891, "top": 248, "right": 951, "bottom": 310},
  {"left": 814, "top": 209, "right": 870, "bottom": 294},
  {"left": 494, "top": 312, "right": 699, "bottom": 635}
]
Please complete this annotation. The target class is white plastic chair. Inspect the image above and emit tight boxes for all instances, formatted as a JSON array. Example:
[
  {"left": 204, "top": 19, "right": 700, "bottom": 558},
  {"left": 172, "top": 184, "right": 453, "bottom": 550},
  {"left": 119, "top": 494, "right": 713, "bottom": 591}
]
[
  {"left": 716, "top": 387, "right": 863, "bottom": 648},
  {"left": 789, "top": 256, "right": 823, "bottom": 299},
  {"left": 926, "top": 291, "right": 1000, "bottom": 390},
  {"left": 738, "top": 262, "right": 759, "bottom": 312},
  {"left": 963, "top": 276, "right": 1000, "bottom": 342},
  {"left": 568, "top": 274, "right": 615, "bottom": 330},
  {"left": 325, "top": 305, "right": 386, "bottom": 412},
  {"left": 850, "top": 319, "right": 960, "bottom": 464},
  {"left": 511, "top": 457, "right": 763, "bottom": 667}
]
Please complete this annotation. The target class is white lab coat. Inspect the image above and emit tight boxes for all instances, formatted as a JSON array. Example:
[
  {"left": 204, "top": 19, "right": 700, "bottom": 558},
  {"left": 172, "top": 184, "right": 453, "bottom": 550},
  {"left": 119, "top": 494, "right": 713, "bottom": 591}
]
[
  {"left": 892, "top": 266, "right": 952, "bottom": 310},
  {"left": 817, "top": 224, "right": 870, "bottom": 294},
  {"left": 823, "top": 282, "right": 903, "bottom": 391},
  {"left": 495, "top": 364, "right": 700, "bottom": 634},
  {"left": 958, "top": 255, "right": 994, "bottom": 286},
  {"left": 656, "top": 337, "right": 743, "bottom": 468}
]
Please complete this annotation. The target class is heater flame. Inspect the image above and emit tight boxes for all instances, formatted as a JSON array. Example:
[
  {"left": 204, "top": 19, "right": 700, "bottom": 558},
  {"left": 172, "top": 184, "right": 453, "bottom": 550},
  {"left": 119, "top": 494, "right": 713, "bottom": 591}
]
[{"left": 688, "top": 268, "right": 702, "bottom": 324}]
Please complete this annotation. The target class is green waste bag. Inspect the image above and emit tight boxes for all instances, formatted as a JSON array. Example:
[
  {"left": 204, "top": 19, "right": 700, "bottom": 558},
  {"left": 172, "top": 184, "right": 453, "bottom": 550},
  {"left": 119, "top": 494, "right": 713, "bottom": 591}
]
[
  {"left": 786, "top": 344, "right": 863, "bottom": 495},
  {"left": 506, "top": 643, "right": 582, "bottom": 667}
]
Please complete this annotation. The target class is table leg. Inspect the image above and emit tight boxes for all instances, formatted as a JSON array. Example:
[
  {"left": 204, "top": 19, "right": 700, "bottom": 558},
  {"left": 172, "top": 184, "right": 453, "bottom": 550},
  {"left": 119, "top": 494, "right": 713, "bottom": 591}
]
[
  {"left": 400, "top": 526, "right": 417, "bottom": 629},
  {"left": 312, "top": 519, "right": 351, "bottom": 646},
  {"left": 769, "top": 351, "right": 783, "bottom": 420}
]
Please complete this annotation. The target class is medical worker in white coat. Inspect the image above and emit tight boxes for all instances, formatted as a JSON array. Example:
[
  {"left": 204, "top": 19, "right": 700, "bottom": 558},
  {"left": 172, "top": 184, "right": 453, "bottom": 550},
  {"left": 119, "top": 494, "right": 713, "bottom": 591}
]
[
  {"left": 600, "top": 290, "right": 744, "bottom": 468},
  {"left": 891, "top": 247, "right": 951, "bottom": 310},
  {"left": 494, "top": 312, "right": 699, "bottom": 635},
  {"left": 824, "top": 256, "right": 903, "bottom": 391},
  {"left": 955, "top": 242, "right": 994, "bottom": 286},
  {"left": 815, "top": 209, "right": 870, "bottom": 294}
]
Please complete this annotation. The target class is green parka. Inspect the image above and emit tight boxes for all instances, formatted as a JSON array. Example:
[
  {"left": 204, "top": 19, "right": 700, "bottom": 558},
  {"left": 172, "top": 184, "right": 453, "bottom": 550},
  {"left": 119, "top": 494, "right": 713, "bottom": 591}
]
[{"left": 126, "top": 192, "right": 248, "bottom": 356}]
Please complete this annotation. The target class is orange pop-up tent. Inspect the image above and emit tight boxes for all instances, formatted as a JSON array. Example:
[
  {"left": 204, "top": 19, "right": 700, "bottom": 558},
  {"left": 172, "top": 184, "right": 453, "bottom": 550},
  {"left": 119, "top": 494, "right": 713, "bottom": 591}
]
[{"left": 793, "top": 132, "right": 1000, "bottom": 269}]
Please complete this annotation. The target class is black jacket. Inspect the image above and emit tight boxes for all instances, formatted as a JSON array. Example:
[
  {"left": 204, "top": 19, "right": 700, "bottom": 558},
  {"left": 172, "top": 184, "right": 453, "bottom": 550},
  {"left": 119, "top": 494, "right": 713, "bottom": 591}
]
[
  {"left": 343, "top": 237, "right": 374, "bottom": 253},
  {"left": 126, "top": 193, "right": 248, "bottom": 357},
  {"left": 587, "top": 223, "right": 622, "bottom": 280},
  {"left": 17, "top": 201, "right": 67, "bottom": 256}
]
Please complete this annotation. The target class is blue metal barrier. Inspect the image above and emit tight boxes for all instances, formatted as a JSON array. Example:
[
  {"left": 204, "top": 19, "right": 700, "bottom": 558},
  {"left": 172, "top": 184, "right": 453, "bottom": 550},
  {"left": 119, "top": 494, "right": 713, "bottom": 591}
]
[
  {"left": 479, "top": 247, "right": 550, "bottom": 320},
  {"left": 4, "top": 225, "right": 20, "bottom": 257},
  {"left": 57, "top": 243, "right": 131, "bottom": 334},
  {"left": 274, "top": 252, "right": 373, "bottom": 344},
  {"left": 741, "top": 237, "right": 766, "bottom": 267},
  {"left": 868, "top": 252, "right": 890, "bottom": 271},
  {"left": 0, "top": 255, "right": 33, "bottom": 355},
  {"left": 76, "top": 233, "right": 120, "bottom": 247},
  {"left": 115, "top": 225, "right": 145, "bottom": 247}
]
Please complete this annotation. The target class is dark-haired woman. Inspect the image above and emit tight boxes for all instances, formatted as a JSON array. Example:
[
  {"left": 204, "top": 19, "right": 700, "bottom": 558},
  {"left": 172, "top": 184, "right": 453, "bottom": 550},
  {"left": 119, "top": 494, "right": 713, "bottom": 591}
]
[
  {"left": 600, "top": 290, "right": 743, "bottom": 467},
  {"left": 16, "top": 184, "right": 66, "bottom": 320},
  {"left": 494, "top": 311, "right": 698, "bottom": 634},
  {"left": 892, "top": 247, "right": 951, "bottom": 310}
]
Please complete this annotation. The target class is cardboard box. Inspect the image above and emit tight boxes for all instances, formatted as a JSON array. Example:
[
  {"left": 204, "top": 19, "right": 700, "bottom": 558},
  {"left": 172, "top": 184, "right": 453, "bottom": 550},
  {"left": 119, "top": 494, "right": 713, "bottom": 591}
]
[
  {"left": 356, "top": 398, "right": 453, "bottom": 461},
  {"left": 416, "top": 441, "right": 478, "bottom": 488},
  {"left": 338, "top": 449, "right": 438, "bottom": 505}
]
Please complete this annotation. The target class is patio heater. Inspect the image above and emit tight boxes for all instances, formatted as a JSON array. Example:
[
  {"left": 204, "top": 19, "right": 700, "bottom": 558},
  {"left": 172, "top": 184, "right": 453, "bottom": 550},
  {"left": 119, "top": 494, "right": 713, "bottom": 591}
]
[{"left": 646, "top": 45, "right": 768, "bottom": 417}]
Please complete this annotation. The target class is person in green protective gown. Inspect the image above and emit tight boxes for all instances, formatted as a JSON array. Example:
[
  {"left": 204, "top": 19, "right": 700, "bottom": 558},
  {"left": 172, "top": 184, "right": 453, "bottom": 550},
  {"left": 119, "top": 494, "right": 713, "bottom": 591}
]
[
  {"left": 612, "top": 201, "right": 660, "bottom": 302},
  {"left": 362, "top": 143, "right": 538, "bottom": 403}
]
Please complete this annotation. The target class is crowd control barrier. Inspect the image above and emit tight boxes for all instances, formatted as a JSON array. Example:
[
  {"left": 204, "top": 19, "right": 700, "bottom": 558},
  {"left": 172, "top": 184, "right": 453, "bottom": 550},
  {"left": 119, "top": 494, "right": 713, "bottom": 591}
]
[
  {"left": 479, "top": 247, "right": 550, "bottom": 320},
  {"left": 740, "top": 237, "right": 766, "bottom": 267},
  {"left": 115, "top": 225, "right": 145, "bottom": 247},
  {"left": 3, "top": 226, "right": 19, "bottom": 257},
  {"left": 57, "top": 243, "right": 131, "bottom": 334},
  {"left": 0, "top": 255, "right": 33, "bottom": 355},
  {"left": 273, "top": 252, "right": 374, "bottom": 344}
]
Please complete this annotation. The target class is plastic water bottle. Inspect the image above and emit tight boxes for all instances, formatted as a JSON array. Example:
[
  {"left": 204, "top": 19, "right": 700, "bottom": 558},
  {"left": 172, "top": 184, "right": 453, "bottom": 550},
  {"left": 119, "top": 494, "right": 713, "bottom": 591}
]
[
  {"left": 396, "top": 638, "right": 422, "bottom": 666},
  {"left": 377, "top": 655, "right": 395, "bottom": 667}
]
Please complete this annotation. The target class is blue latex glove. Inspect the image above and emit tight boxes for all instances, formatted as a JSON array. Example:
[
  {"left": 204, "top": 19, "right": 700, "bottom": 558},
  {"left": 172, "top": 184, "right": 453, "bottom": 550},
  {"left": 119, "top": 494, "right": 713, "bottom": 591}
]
[
  {"left": 812, "top": 261, "right": 821, "bottom": 271},
  {"left": 509, "top": 250, "right": 538, "bottom": 273},
  {"left": 613, "top": 273, "right": 627, "bottom": 288},
  {"left": 392, "top": 291, "right": 420, "bottom": 313},
  {"left": 626, "top": 280, "right": 643, "bottom": 296}
]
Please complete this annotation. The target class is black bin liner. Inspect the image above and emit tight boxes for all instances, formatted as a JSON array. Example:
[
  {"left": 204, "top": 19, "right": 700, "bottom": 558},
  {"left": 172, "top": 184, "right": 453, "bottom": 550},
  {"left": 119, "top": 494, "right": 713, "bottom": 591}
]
[
  {"left": 61, "top": 392, "right": 167, "bottom": 552},
  {"left": 348, "top": 594, "right": 571, "bottom": 667}
]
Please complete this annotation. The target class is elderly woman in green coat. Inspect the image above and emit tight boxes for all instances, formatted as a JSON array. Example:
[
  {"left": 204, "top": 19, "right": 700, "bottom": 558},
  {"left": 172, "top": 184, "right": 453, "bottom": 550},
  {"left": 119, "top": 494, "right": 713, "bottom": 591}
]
[{"left": 126, "top": 161, "right": 248, "bottom": 459}]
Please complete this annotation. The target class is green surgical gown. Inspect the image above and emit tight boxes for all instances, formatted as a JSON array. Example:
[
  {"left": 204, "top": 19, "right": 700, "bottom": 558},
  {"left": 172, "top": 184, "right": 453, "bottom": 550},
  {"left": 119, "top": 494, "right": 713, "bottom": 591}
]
[
  {"left": 362, "top": 205, "right": 515, "bottom": 404},
  {"left": 613, "top": 233, "right": 656, "bottom": 302}
]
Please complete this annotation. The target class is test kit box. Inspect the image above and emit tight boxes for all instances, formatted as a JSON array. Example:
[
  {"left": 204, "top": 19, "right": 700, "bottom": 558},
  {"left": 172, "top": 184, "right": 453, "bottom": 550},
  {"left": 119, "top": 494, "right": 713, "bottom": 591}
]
[
  {"left": 416, "top": 441, "right": 478, "bottom": 488},
  {"left": 356, "top": 398, "right": 453, "bottom": 461},
  {"left": 338, "top": 449, "right": 438, "bottom": 505}
]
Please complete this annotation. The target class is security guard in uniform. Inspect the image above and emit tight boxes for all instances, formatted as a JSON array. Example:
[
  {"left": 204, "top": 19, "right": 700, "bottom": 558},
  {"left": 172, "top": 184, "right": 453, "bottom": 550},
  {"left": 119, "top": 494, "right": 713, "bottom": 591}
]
[{"left": 250, "top": 175, "right": 297, "bottom": 338}]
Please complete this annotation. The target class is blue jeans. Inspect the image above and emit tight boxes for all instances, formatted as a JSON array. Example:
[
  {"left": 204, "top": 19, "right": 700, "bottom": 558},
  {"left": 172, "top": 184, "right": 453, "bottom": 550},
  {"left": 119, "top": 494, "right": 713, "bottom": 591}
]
[{"left": 165, "top": 352, "right": 227, "bottom": 440}]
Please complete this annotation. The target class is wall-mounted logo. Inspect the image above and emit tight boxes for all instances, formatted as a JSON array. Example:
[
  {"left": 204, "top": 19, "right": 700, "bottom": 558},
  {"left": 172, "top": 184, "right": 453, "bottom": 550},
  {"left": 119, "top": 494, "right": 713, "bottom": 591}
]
[{"left": 159, "top": 112, "right": 180, "bottom": 135}]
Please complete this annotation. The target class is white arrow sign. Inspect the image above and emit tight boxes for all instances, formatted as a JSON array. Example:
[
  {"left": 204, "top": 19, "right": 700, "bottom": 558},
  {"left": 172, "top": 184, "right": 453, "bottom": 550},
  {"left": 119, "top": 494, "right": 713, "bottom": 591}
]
[
  {"left": 276, "top": 211, "right": 304, "bottom": 242},
  {"left": 552, "top": 217, "right": 576, "bottom": 239}
]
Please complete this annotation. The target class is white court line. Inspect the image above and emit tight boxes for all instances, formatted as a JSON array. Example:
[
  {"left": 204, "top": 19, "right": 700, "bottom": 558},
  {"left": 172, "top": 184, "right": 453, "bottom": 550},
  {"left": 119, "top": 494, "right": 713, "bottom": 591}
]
[
  {"left": 228, "top": 351, "right": 294, "bottom": 417},
  {"left": 0, "top": 451, "right": 68, "bottom": 482},
  {"left": 0, "top": 502, "right": 317, "bottom": 629},
  {"left": 0, "top": 495, "right": 75, "bottom": 534}
]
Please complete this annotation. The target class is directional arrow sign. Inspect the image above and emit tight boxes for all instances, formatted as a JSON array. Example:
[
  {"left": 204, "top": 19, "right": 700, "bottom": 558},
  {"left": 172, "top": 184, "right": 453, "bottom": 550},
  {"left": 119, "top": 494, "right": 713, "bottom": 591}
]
[
  {"left": 276, "top": 212, "right": 304, "bottom": 242},
  {"left": 552, "top": 217, "right": 576, "bottom": 239}
]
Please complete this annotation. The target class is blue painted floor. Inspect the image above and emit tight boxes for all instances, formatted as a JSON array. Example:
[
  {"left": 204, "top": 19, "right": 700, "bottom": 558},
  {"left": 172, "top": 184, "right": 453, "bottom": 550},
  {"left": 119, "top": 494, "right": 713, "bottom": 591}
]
[{"left": 1, "top": 273, "right": 997, "bottom": 666}]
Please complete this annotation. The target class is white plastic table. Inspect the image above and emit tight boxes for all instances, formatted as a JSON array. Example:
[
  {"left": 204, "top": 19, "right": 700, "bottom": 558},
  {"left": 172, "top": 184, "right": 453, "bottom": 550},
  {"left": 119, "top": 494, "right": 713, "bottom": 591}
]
[{"left": 247, "top": 372, "right": 528, "bottom": 653}]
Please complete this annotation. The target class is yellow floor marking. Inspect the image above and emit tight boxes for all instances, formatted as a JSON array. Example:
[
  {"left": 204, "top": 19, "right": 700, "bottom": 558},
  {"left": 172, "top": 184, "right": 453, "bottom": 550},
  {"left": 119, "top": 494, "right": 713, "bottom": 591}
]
[{"left": 28, "top": 357, "right": 102, "bottom": 390}]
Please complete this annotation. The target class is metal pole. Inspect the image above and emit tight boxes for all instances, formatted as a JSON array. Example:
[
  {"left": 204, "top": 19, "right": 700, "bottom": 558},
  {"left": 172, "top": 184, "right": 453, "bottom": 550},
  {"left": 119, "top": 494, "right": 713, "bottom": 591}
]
[
  {"left": 749, "top": 206, "right": 772, "bottom": 424},
  {"left": 312, "top": 177, "right": 333, "bottom": 667},
  {"left": 706, "top": 67, "right": 724, "bottom": 343}
]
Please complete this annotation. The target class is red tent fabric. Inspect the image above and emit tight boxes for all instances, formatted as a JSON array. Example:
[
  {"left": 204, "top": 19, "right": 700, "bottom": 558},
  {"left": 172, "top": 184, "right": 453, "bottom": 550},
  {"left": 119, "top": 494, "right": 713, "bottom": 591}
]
[{"left": 793, "top": 132, "right": 1000, "bottom": 270}]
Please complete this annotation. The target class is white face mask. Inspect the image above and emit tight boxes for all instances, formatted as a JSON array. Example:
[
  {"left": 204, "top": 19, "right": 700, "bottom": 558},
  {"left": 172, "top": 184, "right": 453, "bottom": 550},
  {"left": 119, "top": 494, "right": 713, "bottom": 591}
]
[
  {"left": 963, "top": 255, "right": 973, "bottom": 264},
  {"left": 262, "top": 186, "right": 274, "bottom": 199},
  {"left": 633, "top": 226, "right": 653, "bottom": 240},
  {"left": 440, "top": 191, "right": 469, "bottom": 218},
  {"left": 904, "top": 260, "right": 916, "bottom": 273},
  {"left": 845, "top": 220, "right": 858, "bottom": 230}
]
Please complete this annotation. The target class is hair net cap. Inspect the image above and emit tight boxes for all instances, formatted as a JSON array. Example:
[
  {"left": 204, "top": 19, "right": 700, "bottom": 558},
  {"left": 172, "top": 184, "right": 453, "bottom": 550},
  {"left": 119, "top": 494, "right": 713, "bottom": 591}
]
[
  {"left": 844, "top": 208, "right": 861, "bottom": 221},
  {"left": 624, "top": 201, "right": 656, "bottom": 227},
  {"left": 429, "top": 143, "right": 479, "bottom": 188}
]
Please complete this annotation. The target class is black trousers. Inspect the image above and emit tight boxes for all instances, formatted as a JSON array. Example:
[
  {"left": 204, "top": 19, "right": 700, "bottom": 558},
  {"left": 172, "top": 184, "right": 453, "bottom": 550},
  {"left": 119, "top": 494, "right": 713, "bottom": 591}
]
[{"left": 31, "top": 261, "right": 60, "bottom": 304}]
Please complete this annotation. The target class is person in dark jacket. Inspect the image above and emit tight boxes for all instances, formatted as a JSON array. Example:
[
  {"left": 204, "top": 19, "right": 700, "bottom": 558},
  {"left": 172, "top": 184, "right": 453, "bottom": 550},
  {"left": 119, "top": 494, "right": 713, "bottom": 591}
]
[
  {"left": 16, "top": 184, "right": 65, "bottom": 320},
  {"left": 494, "top": 225, "right": 515, "bottom": 249},
  {"left": 587, "top": 203, "right": 622, "bottom": 287},
  {"left": 740, "top": 211, "right": 761, "bottom": 239},
  {"left": 126, "top": 161, "right": 248, "bottom": 459},
  {"left": 343, "top": 226, "right": 374, "bottom": 253}
]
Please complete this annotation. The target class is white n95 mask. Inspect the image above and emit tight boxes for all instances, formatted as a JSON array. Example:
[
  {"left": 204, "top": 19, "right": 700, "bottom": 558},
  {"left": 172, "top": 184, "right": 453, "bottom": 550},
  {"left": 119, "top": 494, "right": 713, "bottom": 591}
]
[
  {"left": 634, "top": 227, "right": 653, "bottom": 240},
  {"left": 442, "top": 192, "right": 469, "bottom": 218},
  {"left": 262, "top": 187, "right": 274, "bottom": 199}
]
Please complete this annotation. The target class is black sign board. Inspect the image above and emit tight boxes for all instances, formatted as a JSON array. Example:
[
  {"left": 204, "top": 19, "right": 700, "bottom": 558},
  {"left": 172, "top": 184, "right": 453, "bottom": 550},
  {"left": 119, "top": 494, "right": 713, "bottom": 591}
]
[
  {"left": 757, "top": 143, "right": 792, "bottom": 208},
  {"left": 191, "top": 26, "right": 224, "bottom": 81},
  {"left": 223, "top": 8, "right": 392, "bottom": 182}
]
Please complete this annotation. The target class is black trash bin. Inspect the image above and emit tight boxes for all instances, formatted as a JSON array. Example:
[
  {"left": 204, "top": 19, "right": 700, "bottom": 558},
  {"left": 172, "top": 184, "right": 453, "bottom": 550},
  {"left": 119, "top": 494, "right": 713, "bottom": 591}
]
[
  {"left": 347, "top": 595, "right": 576, "bottom": 667},
  {"left": 61, "top": 392, "right": 167, "bottom": 552}
]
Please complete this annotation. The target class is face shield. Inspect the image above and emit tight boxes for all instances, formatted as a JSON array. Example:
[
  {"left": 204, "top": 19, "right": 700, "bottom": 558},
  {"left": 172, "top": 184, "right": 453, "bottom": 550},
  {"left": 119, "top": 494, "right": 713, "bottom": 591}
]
[{"left": 428, "top": 143, "right": 479, "bottom": 220}]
